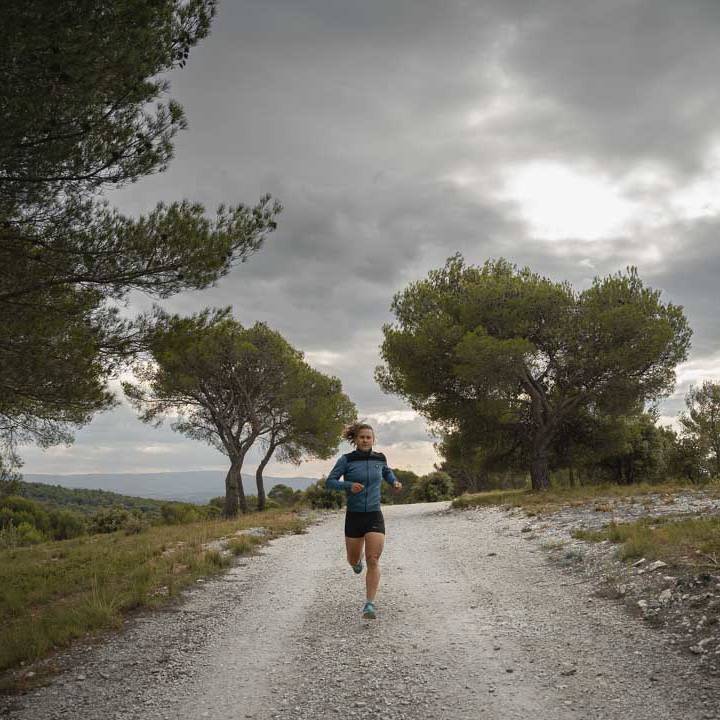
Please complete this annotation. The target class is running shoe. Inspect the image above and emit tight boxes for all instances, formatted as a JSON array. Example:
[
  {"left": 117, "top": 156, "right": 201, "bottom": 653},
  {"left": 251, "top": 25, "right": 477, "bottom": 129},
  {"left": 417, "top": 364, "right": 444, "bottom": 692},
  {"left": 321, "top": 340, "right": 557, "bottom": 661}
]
[
  {"left": 352, "top": 558, "right": 364, "bottom": 574},
  {"left": 362, "top": 600, "right": 377, "bottom": 619}
]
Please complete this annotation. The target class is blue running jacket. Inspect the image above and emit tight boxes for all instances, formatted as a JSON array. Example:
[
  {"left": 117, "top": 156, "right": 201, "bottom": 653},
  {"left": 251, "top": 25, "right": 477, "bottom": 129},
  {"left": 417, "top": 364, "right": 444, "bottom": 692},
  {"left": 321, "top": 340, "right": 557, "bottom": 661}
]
[{"left": 325, "top": 449, "right": 398, "bottom": 512}]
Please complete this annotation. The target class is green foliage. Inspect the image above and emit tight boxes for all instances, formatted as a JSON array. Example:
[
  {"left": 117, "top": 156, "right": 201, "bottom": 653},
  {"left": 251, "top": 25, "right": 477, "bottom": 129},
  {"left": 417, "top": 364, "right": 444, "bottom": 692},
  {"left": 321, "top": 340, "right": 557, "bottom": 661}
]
[
  {"left": 121, "top": 515, "right": 149, "bottom": 535},
  {"left": 89, "top": 507, "right": 133, "bottom": 534},
  {"left": 680, "top": 381, "right": 720, "bottom": 478},
  {"left": 244, "top": 495, "right": 282, "bottom": 512},
  {"left": 47, "top": 508, "right": 87, "bottom": 540},
  {"left": 17, "top": 480, "right": 172, "bottom": 517},
  {"left": 160, "top": 503, "right": 200, "bottom": 525},
  {"left": 380, "top": 468, "right": 419, "bottom": 504},
  {"left": 252, "top": 357, "right": 356, "bottom": 510},
  {"left": 377, "top": 255, "right": 691, "bottom": 490},
  {"left": 665, "top": 433, "right": 708, "bottom": 484},
  {"left": 0, "top": 495, "right": 88, "bottom": 545},
  {"left": 1, "top": 1, "right": 280, "bottom": 478},
  {"left": 303, "top": 479, "right": 345, "bottom": 510},
  {"left": 409, "top": 472, "right": 455, "bottom": 503},
  {"left": 0, "top": 495, "right": 50, "bottom": 529},
  {"left": 268, "top": 484, "right": 299, "bottom": 506},
  {"left": 124, "top": 311, "right": 355, "bottom": 517},
  {"left": 0, "top": 522, "right": 47, "bottom": 548}
]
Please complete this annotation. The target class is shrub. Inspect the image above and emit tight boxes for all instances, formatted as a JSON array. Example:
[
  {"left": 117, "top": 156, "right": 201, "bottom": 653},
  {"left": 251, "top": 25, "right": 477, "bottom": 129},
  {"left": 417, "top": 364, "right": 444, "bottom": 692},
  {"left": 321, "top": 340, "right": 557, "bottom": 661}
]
[
  {"left": 160, "top": 503, "right": 200, "bottom": 525},
  {"left": 122, "top": 515, "right": 149, "bottom": 535},
  {"left": 0, "top": 496, "right": 51, "bottom": 534},
  {"left": 15, "top": 521, "right": 47, "bottom": 545},
  {"left": 90, "top": 507, "right": 132, "bottom": 534},
  {"left": 302, "top": 479, "right": 344, "bottom": 509},
  {"left": 410, "top": 472, "right": 454, "bottom": 503},
  {"left": 203, "top": 504, "right": 222, "bottom": 519},
  {"left": 48, "top": 509, "right": 87, "bottom": 540},
  {"left": 0, "top": 520, "right": 48, "bottom": 548},
  {"left": 268, "top": 484, "right": 296, "bottom": 506},
  {"left": 245, "top": 495, "right": 282, "bottom": 512}
]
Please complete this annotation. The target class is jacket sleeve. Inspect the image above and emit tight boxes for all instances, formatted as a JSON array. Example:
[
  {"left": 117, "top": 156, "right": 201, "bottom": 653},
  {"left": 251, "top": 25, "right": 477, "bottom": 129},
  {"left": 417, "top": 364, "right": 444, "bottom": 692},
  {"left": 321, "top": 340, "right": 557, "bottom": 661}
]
[
  {"left": 325, "top": 455, "right": 352, "bottom": 491},
  {"left": 382, "top": 462, "right": 398, "bottom": 486}
]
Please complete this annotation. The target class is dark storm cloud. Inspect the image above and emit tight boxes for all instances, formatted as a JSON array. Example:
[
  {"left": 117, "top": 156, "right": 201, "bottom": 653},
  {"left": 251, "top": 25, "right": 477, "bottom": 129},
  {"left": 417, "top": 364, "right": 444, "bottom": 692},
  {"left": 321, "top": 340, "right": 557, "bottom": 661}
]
[
  {"left": 22, "top": 0, "right": 720, "bottom": 474},
  {"left": 496, "top": 1, "right": 720, "bottom": 176}
]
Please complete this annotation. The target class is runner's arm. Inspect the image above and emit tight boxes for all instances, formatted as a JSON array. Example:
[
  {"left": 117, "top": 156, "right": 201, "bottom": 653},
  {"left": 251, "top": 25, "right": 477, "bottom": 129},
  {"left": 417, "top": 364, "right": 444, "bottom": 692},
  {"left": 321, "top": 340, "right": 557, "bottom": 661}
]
[
  {"left": 382, "top": 462, "right": 399, "bottom": 486},
  {"left": 325, "top": 455, "right": 353, "bottom": 491}
]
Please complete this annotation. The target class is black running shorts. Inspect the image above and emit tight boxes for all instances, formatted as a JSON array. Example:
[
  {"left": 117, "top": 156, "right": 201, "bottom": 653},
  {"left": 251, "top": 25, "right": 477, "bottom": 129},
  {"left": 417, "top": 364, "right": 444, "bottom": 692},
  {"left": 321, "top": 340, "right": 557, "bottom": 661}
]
[{"left": 344, "top": 510, "right": 385, "bottom": 538}]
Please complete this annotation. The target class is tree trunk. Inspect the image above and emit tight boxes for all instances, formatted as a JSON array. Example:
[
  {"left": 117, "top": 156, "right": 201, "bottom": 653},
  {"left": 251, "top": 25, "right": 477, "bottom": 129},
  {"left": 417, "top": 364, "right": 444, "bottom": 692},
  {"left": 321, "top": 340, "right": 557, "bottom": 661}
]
[
  {"left": 255, "top": 444, "right": 276, "bottom": 512},
  {"left": 568, "top": 464, "right": 575, "bottom": 488},
  {"left": 224, "top": 459, "right": 247, "bottom": 517},
  {"left": 530, "top": 452, "right": 550, "bottom": 490},
  {"left": 224, "top": 464, "right": 238, "bottom": 517}
]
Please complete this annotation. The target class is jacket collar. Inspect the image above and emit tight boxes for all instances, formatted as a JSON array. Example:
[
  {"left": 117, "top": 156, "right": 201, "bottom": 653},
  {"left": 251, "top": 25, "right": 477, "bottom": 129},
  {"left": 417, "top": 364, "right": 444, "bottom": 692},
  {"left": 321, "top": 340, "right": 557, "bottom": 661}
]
[{"left": 347, "top": 448, "right": 380, "bottom": 461}]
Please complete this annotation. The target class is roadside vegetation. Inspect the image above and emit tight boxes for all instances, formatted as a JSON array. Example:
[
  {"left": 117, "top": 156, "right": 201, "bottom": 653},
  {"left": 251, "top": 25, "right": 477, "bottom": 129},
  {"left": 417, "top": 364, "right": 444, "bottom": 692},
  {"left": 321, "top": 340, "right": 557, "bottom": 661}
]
[
  {"left": 571, "top": 516, "right": 720, "bottom": 567},
  {"left": 0, "top": 508, "right": 309, "bottom": 681},
  {"left": 451, "top": 480, "right": 720, "bottom": 515}
]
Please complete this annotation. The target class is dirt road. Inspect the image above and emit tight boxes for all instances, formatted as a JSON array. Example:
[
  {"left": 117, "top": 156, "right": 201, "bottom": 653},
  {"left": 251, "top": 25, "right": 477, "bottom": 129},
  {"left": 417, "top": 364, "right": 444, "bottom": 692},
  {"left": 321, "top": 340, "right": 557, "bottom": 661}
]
[{"left": 3, "top": 502, "right": 719, "bottom": 720}]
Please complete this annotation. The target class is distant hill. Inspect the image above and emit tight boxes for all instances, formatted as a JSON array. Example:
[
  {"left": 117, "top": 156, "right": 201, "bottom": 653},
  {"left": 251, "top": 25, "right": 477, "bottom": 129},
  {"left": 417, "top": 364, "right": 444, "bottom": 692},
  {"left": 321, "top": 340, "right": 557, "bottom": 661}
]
[
  {"left": 23, "top": 471, "right": 319, "bottom": 504},
  {"left": 17, "top": 480, "right": 181, "bottom": 516}
]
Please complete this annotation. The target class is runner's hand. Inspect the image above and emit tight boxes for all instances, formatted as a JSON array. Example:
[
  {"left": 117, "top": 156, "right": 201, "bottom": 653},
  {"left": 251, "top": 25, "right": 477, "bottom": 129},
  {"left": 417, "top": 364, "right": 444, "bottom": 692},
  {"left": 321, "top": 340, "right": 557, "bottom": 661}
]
[
  {"left": 392, "top": 481, "right": 403, "bottom": 493},
  {"left": 350, "top": 483, "right": 364, "bottom": 493}
]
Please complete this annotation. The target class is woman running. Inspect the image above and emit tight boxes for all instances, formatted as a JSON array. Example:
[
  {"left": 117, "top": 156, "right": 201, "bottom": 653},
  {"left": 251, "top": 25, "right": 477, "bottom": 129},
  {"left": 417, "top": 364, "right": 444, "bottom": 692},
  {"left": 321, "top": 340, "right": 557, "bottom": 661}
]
[{"left": 325, "top": 422, "right": 402, "bottom": 619}]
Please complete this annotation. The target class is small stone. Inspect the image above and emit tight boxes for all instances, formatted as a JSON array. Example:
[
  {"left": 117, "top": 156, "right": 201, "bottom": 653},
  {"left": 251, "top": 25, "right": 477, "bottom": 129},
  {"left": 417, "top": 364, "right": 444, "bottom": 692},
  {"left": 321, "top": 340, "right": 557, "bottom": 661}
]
[
  {"left": 659, "top": 589, "right": 673, "bottom": 604},
  {"left": 506, "top": 668, "right": 514, "bottom": 673},
  {"left": 76, "top": 674, "right": 86, "bottom": 681},
  {"left": 632, "top": 558, "right": 646, "bottom": 567},
  {"left": 647, "top": 560, "right": 668, "bottom": 572}
]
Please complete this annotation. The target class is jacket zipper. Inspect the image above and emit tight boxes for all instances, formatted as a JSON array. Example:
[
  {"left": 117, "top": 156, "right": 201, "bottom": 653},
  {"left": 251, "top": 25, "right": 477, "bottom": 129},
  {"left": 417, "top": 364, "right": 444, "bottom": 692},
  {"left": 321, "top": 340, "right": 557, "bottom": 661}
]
[{"left": 365, "top": 457, "right": 369, "bottom": 512}]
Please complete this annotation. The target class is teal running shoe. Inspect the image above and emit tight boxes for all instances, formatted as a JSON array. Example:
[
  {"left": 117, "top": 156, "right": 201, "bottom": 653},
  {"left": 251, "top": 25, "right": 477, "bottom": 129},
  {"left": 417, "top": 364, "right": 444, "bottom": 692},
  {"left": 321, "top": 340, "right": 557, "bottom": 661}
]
[
  {"left": 352, "top": 558, "right": 363, "bottom": 574},
  {"left": 362, "top": 600, "right": 377, "bottom": 619}
]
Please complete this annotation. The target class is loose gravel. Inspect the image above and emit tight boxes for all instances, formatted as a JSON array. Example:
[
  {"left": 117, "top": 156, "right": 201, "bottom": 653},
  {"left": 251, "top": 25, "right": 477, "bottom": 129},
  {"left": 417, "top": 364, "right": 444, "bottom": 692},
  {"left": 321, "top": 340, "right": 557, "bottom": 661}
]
[{"left": 2, "top": 501, "right": 719, "bottom": 720}]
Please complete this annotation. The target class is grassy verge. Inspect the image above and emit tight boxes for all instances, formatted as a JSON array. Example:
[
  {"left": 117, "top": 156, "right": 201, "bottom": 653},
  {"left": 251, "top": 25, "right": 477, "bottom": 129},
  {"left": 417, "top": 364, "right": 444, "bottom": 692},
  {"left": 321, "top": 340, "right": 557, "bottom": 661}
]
[
  {"left": 450, "top": 481, "right": 720, "bottom": 515},
  {"left": 0, "top": 509, "right": 311, "bottom": 681},
  {"left": 571, "top": 516, "right": 720, "bottom": 566}
]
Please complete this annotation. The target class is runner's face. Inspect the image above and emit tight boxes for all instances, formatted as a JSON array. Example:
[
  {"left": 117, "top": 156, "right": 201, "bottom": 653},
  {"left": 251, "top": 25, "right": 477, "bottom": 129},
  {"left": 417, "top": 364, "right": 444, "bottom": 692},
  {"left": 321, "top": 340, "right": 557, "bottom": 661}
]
[{"left": 356, "top": 428, "right": 374, "bottom": 451}]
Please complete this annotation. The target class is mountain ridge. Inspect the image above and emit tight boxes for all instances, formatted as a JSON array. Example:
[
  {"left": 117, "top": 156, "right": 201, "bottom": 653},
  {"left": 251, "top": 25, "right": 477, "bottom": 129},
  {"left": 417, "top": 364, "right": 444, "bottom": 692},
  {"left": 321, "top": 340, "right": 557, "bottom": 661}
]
[{"left": 23, "top": 470, "right": 320, "bottom": 503}]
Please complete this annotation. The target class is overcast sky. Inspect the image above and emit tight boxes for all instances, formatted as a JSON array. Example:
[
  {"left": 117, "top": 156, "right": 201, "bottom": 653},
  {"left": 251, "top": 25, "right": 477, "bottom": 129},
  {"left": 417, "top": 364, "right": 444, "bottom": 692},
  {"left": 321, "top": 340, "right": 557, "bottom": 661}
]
[{"left": 23, "top": 0, "right": 720, "bottom": 479}]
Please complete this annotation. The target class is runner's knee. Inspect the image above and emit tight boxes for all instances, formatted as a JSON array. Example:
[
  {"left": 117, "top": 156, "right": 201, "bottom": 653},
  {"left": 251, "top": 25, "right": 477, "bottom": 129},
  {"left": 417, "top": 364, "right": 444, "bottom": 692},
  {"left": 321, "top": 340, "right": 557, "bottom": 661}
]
[{"left": 366, "top": 553, "right": 380, "bottom": 568}]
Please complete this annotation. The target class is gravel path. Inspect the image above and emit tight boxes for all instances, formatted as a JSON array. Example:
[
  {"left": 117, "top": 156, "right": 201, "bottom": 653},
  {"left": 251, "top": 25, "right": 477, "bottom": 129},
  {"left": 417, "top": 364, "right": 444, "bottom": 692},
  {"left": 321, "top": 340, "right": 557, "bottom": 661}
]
[{"left": 3, "top": 501, "right": 719, "bottom": 720}]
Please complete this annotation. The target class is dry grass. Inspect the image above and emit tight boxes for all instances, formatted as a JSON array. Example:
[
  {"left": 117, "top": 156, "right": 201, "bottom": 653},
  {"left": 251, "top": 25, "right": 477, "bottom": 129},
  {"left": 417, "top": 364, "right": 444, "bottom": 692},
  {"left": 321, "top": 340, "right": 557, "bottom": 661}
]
[
  {"left": 572, "top": 516, "right": 720, "bottom": 566},
  {"left": 0, "top": 510, "right": 311, "bottom": 676},
  {"left": 451, "top": 481, "right": 720, "bottom": 515}
]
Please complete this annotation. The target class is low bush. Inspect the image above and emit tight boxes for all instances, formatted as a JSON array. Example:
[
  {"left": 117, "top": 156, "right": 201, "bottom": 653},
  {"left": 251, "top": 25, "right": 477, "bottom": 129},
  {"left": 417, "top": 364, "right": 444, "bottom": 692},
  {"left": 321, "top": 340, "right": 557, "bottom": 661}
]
[
  {"left": 410, "top": 472, "right": 454, "bottom": 503},
  {"left": 90, "top": 507, "right": 133, "bottom": 534},
  {"left": 160, "top": 503, "right": 201, "bottom": 525}
]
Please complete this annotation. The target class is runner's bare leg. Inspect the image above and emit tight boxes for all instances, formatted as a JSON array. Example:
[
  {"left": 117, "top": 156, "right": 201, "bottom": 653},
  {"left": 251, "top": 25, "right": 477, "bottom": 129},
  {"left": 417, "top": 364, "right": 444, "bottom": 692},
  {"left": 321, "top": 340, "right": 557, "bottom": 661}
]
[
  {"left": 364, "top": 531, "right": 385, "bottom": 601},
  {"left": 345, "top": 536, "right": 364, "bottom": 566}
]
